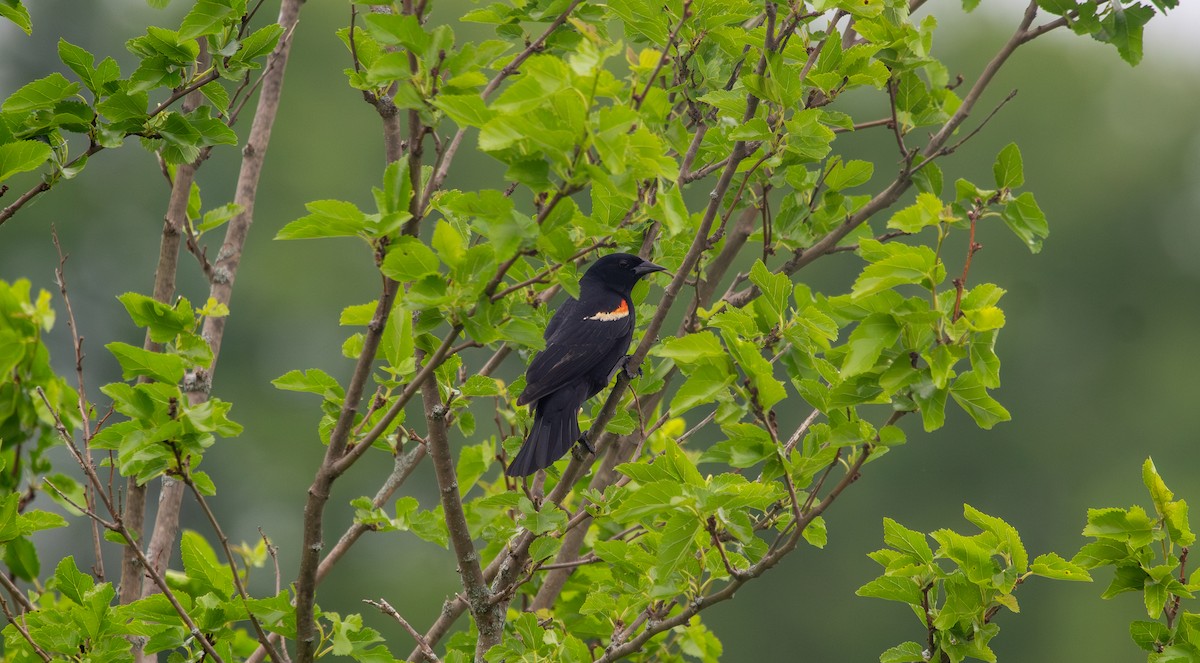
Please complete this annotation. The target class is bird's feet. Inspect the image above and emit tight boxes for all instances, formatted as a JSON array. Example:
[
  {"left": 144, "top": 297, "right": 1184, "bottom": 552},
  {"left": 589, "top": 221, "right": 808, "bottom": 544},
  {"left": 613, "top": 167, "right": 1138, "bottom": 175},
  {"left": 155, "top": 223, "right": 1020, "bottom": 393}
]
[
  {"left": 571, "top": 432, "right": 596, "bottom": 460},
  {"left": 617, "top": 354, "right": 642, "bottom": 380}
]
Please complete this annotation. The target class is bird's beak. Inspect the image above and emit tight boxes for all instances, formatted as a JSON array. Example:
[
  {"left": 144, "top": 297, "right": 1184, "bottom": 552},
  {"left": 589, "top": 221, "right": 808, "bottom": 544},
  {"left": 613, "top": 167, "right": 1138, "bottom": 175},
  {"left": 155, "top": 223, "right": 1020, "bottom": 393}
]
[{"left": 634, "top": 261, "right": 667, "bottom": 277}]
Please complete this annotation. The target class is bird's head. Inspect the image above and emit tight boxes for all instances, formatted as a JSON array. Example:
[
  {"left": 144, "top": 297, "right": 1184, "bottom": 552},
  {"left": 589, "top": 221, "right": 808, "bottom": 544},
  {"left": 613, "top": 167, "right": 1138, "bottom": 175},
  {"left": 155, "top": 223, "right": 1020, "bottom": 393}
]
[{"left": 582, "top": 252, "right": 667, "bottom": 294}]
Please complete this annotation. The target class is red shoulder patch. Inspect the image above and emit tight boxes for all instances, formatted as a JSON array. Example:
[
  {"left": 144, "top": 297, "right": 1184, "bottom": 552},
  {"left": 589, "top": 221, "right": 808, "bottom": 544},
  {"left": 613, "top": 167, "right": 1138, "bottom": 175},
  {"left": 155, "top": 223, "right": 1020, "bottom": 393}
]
[{"left": 585, "top": 299, "right": 629, "bottom": 321}]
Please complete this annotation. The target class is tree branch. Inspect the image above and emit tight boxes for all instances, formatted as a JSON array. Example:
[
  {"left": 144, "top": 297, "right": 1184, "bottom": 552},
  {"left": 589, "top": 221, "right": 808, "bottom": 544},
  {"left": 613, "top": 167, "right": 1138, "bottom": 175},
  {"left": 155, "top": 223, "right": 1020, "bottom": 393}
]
[
  {"left": 366, "top": 599, "right": 443, "bottom": 663},
  {"left": 725, "top": 0, "right": 1050, "bottom": 307},
  {"left": 423, "top": 0, "right": 584, "bottom": 203}
]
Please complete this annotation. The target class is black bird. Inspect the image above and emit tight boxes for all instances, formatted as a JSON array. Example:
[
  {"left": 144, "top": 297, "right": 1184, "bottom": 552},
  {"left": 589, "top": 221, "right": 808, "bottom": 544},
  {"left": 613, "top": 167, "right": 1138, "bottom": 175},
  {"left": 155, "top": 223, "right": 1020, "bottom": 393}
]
[{"left": 506, "top": 253, "right": 666, "bottom": 477}]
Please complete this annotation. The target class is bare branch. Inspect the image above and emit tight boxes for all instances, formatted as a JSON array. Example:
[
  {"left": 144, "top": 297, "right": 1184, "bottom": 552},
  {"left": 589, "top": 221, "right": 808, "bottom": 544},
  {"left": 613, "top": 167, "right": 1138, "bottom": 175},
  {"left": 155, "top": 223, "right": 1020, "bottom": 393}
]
[
  {"left": 424, "top": 0, "right": 585, "bottom": 202},
  {"left": 0, "top": 590, "right": 51, "bottom": 663},
  {"left": 422, "top": 376, "right": 499, "bottom": 656},
  {"left": 35, "top": 389, "right": 226, "bottom": 663},
  {"left": 726, "top": 1, "right": 1049, "bottom": 307},
  {"left": 315, "top": 444, "right": 426, "bottom": 585},
  {"left": 183, "top": 472, "right": 284, "bottom": 662},
  {"left": 366, "top": 598, "right": 442, "bottom": 663},
  {"left": 632, "top": 0, "right": 693, "bottom": 109}
]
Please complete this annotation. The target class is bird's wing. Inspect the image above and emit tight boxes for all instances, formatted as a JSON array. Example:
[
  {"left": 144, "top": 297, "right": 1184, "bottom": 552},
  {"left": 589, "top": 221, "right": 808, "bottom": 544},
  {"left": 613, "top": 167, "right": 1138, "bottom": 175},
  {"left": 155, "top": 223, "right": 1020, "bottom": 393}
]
[{"left": 518, "top": 297, "right": 633, "bottom": 405}]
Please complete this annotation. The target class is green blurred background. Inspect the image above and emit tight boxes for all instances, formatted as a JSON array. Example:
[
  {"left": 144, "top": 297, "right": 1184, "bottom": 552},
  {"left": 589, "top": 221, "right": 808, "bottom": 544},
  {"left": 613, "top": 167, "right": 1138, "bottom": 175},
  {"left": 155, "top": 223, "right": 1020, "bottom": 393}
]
[{"left": 2, "top": 0, "right": 1199, "bottom": 660}]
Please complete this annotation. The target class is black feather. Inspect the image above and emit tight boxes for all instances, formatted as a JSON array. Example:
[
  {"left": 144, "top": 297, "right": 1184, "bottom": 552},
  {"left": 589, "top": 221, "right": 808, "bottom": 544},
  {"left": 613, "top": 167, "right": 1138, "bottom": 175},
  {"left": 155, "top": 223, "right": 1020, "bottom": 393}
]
[{"left": 506, "top": 253, "right": 664, "bottom": 477}]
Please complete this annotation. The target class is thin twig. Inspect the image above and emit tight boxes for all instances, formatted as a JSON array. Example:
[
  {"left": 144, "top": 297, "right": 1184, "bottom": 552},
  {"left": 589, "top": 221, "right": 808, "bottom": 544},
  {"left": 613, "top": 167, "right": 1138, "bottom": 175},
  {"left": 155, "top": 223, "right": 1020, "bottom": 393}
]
[
  {"left": 366, "top": 598, "right": 443, "bottom": 663},
  {"left": 0, "top": 571, "right": 34, "bottom": 613},
  {"left": 182, "top": 465, "right": 285, "bottom": 663},
  {"left": 0, "top": 591, "right": 51, "bottom": 663},
  {"left": 631, "top": 0, "right": 693, "bottom": 109},
  {"left": 34, "top": 389, "right": 226, "bottom": 663}
]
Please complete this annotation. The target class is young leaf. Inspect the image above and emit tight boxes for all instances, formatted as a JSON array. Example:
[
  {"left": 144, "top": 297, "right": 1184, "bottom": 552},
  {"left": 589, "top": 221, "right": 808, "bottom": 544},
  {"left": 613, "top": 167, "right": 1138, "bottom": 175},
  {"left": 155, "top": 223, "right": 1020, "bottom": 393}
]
[
  {"left": 883, "top": 517, "right": 933, "bottom": 565},
  {"left": 0, "top": 140, "right": 53, "bottom": 183},
  {"left": 1001, "top": 192, "right": 1049, "bottom": 253},
  {"left": 105, "top": 342, "right": 187, "bottom": 384},
  {"left": 117, "top": 292, "right": 194, "bottom": 343},
  {"left": 948, "top": 371, "right": 1010, "bottom": 429},
  {"left": 1029, "top": 552, "right": 1092, "bottom": 581},
  {"left": 380, "top": 236, "right": 440, "bottom": 281},
  {"left": 992, "top": 143, "right": 1024, "bottom": 189},
  {"left": 275, "top": 200, "right": 368, "bottom": 240},
  {"left": 0, "top": 0, "right": 32, "bottom": 34},
  {"left": 840, "top": 313, "right": 900, "bottom": 378},
  {"left": 824, "top": 159, "right": 874, "bottom": 191},
  {"left": 54, "top": 556, "right": 95, "bottom": 603}
]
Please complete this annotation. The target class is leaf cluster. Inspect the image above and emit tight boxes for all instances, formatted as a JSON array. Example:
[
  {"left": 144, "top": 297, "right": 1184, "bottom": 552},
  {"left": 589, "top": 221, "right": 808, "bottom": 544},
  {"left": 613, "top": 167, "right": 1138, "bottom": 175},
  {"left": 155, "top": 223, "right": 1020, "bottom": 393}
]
[
  {"left": 860, "top": 506, "right": 1090, "bottom": 663},
  {"left": 1073, "top": 459, "right": 1200, "bottom": 661}
]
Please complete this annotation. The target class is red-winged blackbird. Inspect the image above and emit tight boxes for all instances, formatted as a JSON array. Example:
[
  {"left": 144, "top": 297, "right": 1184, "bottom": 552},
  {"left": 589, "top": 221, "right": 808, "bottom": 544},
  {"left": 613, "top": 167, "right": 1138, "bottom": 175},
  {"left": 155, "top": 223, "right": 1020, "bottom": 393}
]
[{"left": 506, "top": 253, "right": 666, "bottom": 477}]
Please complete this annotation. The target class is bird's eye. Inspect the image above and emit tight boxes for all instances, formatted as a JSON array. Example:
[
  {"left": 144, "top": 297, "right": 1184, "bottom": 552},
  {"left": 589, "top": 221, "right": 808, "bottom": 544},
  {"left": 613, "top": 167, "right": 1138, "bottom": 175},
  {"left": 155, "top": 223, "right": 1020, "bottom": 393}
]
[{"left": 620, "top": 259, "right": 629, "bottom": 267}]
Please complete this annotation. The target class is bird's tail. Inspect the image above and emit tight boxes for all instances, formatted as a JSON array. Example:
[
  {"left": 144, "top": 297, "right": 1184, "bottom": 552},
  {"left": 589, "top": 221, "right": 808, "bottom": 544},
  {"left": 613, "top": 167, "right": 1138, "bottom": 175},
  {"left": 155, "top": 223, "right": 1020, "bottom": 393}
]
[{"left": 506, "top": 390, "right": 584, "bottom": 477}]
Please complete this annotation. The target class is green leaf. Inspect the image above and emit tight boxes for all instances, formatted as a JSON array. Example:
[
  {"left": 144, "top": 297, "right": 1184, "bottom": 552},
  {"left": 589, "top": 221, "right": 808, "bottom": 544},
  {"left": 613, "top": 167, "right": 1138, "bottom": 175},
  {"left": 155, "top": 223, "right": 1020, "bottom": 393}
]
[
  {"left": 1143, "top": 457, "right": 1174, "bottom": 512},
  {"left": 657, "top": 184, "right": 689, "bottom": 236},
  {"left": 381, "top": 236, "right": 441, "bottom": 281},
  {"left": 1101, "top": 564, "right": 1148, "bottom": 599},
  {"left": 880, "top": 642, "right": 928, "bottom": 663},
  {"left": 963, "top": 504, "right": 1027, "bottom": 573},
  {"left": 196, "top": 202, "right": 242, "bottom": 233},
  {"left": 0, "top": 494, "right": 21, "bottom": 542},
  {"left": 4, "top": 535, "right": 38, "bottom": 581},
  {"left": 1144, "top": 578, "right": 1171, "bottom": 617},
  {"left": 276, "top": 200, "right": 368, "bottom": 240},
  {"left": 1101, "top": 3, "right": 1154, "bottom": 65},
  {"left": 1036, "top": 0, "right": 1078, "bottom": 13},
  {"left": 461, "top": 375, "right": 502, "bottom": 397},
  {"left": 856, "top": 575, "right": 921, "bottom": 604},
  {"left": 431, "top": 220, "right": 466, "bottom": 268},
  {"left": 852, "top": 240, "right": 943, "bottom": 299},
  {"left": 0, "top": 0, "right": 32, "bottom": 34},
  {"left": 748, "top": 260, "right": 791, "bottom": 321},
  {"left": 670, "top": 376, "right": 734, "bottom": 417},
  {"left": 1164, "top": 500, "right": 1195, "bottom": 547},
  {"left": 883, "top": 517, "right": 933, "bottom": 565},
  {"left": 1084, "top": 506, "right": 1156, "bottom": 548},
  {"left": 840, "top": 313, "right": 900, "bottom": 378},
  {"left": 363, "top": 12, "right": 430, "bottom": 52},
  {"left": 931, "top": 528, "right": 996, "bottom": 584},
  {"left": 432, "top": 94, "right": 494, "bottom": 128},
  {"left": 949, "top": 371, "right": 1010, "bottom": 429},
  {"left": 652, "top": 332, "right": 726, "bottom": 364},
  {"left": 1129, "top": 620, "right": 1170, "bottom": 652},
  {"left": 180, "top": 529, "right": 234, "bottom": 597},
  {"left": 117, "top": 292, "right": 193, "bottom": 343},
  {"left": 232, "top": 24, "right": 283, "bottom": 68},
  {"left": 803, "top": 515, "right": 828, "bottom": 548},
  {"left": 57, "top": 39, "right": 106, "bottom": 95},
  {"left": 612, "top": 480, "right": 685, "bottom": 522},
  {"left": 456, "top": 439, "right": 492, "bottom": 495},
  {"left": 1071, "top": 539, "right": 1130, "bottom": 569},
  {"left": 2, "top": 73, "right": 79, "bottom": 113},
  {"left": 607, "top": 0, "right": 670, "bottom": 44},
  {"left": 54, "top": 556, "right": 94, "bottom": 603},
  {"left": 105, "top": 342, "right": 187, "bottom": 383},
  {"left": 1141, "top": 458, "right": 1194, "bottom": 545},
  {"left": 1029, "top": 552, "right": 1092, "bottom": 581},
  {"left": 178, "top": 0, "right": 235, "bottom": 41},
  {"left": 886, "top": 192, "right": 943, "bottom": 233},
  {"left": 1001, "top": 192, "right": 1049, "bottom": 253},
  {"left": 18, "top": 509, "right": 67, "bottom": 538},
  {"left": 272, "top": 369, "right": 345, "bottom": 402},
  {"left": 96, "top": 86, "right": 148, "bottom": 124},
  {"left": 824, "top": 159, "right": 874, "bottom": 191},
  {"left": 992, "top": 143, "right": 1024, "bottom": 189},
  {"left": 656, "top": 511, "right": 700, "bottom": 579},
  {"left": 0, "top": 140, "right": 52, "bottom": 183}
]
